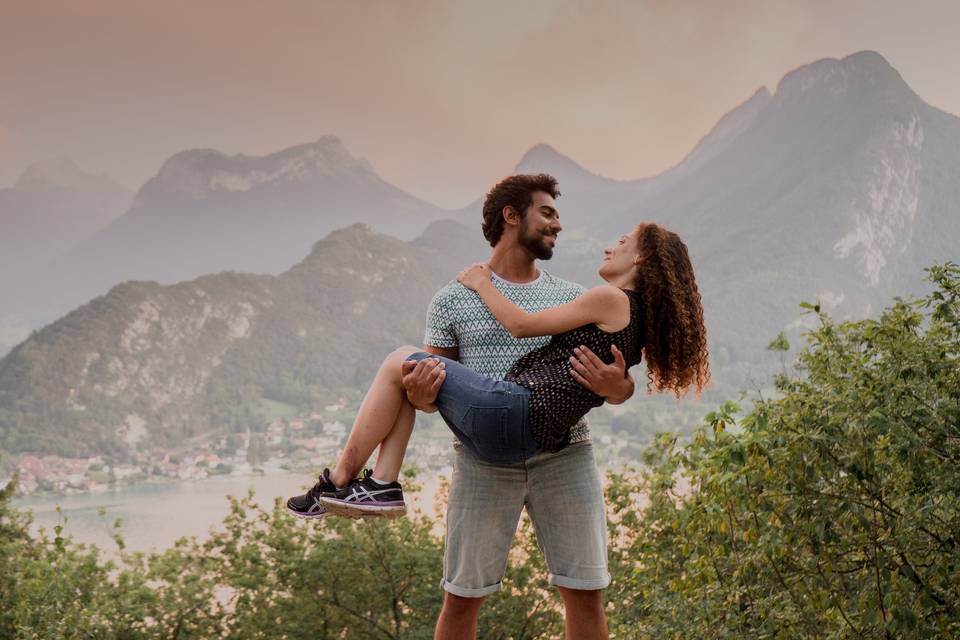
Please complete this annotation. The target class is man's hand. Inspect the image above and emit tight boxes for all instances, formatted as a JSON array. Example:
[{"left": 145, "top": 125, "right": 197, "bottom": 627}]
[
  {"left": 569, "top": 344, "right": 635, "bottom": 404},
  {"left": 401, "top": 357, "right": 446, "bottom": 412}
]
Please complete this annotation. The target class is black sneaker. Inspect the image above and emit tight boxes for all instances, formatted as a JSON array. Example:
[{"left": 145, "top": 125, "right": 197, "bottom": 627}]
[
  {"left": 286, "top": 468, "right": 338, "bottom": 519},
  {"left": 319, "top": 469, "right": 406, "bottom": 518}
]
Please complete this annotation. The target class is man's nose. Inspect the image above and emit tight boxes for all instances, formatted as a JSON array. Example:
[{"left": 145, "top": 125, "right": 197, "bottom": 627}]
[{"left": 551, "top": 220, "right": 563, "bottom": 234}]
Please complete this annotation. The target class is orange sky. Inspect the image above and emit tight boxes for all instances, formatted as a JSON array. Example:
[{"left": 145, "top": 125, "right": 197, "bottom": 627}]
[{"left": 1, "top": 0, "right": 958, "bottom": 207}]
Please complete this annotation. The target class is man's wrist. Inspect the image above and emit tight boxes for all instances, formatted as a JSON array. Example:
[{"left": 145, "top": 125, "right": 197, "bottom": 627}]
[
  {"left": 607, "top": 374, "right": 635, "bottom": 404},
  {"left": 405, "top": 390, "right": 437, "bottom": 412}
]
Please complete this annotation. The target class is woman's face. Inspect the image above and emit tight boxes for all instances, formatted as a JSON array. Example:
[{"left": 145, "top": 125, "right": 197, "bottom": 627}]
[{"left": 598, "top": 226, "right": 642, "bottom": 281}]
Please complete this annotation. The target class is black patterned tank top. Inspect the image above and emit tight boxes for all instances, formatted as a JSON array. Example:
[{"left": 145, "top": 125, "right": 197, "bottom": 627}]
[{"left": 505, "top": 288, "right": 644, "bottom": 452}]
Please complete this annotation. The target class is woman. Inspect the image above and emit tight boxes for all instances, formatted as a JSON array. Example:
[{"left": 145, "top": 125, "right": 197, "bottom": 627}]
[{"left": 286, "top": 222, "right": 709, "bottom": 519}]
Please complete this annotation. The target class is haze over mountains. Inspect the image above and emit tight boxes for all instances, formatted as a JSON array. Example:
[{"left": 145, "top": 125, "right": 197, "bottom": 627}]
[
  {"left": 3, "top": 137, "right": 449, "bottom": 325},
  {"left": 0, "top": 158, "right": 131, "bottom": 297},
  {"left": 1, "top": 51, "right": 958, "bottom": 456},
  {"left": 535, "top": 51, "right": 960, "bottom": 373}
]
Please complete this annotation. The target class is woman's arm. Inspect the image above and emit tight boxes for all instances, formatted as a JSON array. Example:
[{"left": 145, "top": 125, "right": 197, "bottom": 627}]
[{"left": 457, "top": 263, "right": 628, "bottom": 338}]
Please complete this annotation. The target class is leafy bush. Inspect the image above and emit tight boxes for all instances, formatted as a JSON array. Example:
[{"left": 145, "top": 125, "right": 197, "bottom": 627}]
[{"left": 606, "top": 264, "right": 960, "bottom": 638}]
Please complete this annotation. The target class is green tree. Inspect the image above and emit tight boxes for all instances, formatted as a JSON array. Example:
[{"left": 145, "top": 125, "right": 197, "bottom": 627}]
[
  {"left": 0, "top": 473, "right": 563, "bottom": 638},
  {"left": 606, "top": 263, "right": 960, "bottom": 638}
]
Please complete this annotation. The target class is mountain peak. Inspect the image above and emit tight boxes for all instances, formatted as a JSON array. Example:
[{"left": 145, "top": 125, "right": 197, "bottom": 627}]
[
  {"left": 273, "top": 136, "right": 373, "bottom": 172},
  {"left": 513, "top": 143, "right": 617, "bottom": 188},
  {"left": 297, "top": 223, "right": 393, "bottom": 267},
  {"left": 14, "top": 157, "right": 109, "bottom": 191},
  {"left": 514, "top": 143, "right": 593, "bottom": 176},
  {"left": 148, "top": 136, "right": 375, "bottom": 198},
  {"left": 774, "top": 50, "right": 912, "bottom": 101},
  {"left": 518, "top": 143, "right": 567, "bottom": 164}
]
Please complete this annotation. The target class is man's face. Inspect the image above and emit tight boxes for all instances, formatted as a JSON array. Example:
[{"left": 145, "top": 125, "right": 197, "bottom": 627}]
[{"left": 516, "top": 191, "right": 562, "bottom": 260}]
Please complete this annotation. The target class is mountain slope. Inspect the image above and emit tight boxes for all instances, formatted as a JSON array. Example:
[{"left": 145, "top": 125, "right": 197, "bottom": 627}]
[
  {"left": 0, "top": 223, "right": 477, "bottom": 456},
  {"left": 580, "top": 51, "right": 960, "bottom": 369},
  {"left": 12, "top": 137, "right": 451, "bottom": 325}
]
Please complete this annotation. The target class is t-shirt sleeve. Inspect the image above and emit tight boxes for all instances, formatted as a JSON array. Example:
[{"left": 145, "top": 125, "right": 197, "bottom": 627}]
[
  {"left": 424, "top": 287, "right": 458, "bottom": 348},
  {"left": 566, "top": 281, "right": 587, "bottom": 301}
]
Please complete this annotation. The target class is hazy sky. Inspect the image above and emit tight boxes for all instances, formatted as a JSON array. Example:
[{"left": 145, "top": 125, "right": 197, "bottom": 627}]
[{"left": 2, "top": 0, "right": 958, "bottom": 207}]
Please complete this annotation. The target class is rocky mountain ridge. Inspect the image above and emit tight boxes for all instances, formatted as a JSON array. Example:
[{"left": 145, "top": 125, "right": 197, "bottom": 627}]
[{"left": 2, "top": 50, "right": 957, "bottom": 456}]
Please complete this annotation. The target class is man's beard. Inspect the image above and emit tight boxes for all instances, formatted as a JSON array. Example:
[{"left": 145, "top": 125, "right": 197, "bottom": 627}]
[{"left": 518, "top": 220, "right": 555, "bottom": 260}]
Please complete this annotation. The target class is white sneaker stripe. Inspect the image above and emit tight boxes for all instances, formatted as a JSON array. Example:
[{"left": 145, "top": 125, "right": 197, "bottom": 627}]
[{"left": 343, "top": 486, "right": 397, "bottom": 502}]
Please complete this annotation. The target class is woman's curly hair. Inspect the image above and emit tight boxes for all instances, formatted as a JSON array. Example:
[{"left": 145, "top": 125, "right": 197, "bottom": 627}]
[{"left": 633, "top": 223, "right": 710, "bottom": 397}]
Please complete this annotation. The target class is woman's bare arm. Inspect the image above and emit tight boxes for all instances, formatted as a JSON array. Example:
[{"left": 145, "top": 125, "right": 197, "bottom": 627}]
[{"left": 457, "top": 264, "right": 629, "bottom": 338}]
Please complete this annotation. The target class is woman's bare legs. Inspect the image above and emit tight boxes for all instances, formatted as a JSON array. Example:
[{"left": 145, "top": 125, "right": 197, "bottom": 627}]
[
  {"left": 370, "top": 400, "right": 415, "bottom": 482},
  {"left": 328, "top": 345, "right": 426, "bottom": 487}
]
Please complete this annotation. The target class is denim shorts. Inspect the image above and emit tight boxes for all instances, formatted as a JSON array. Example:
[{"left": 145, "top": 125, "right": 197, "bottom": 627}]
[{"left": 405, "top": 352, "right": 540, "bottom": 465}]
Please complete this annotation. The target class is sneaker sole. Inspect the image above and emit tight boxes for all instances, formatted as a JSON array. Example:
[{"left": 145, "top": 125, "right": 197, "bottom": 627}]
[
  {"left": 286, "top": 505, "right": 330, "bottom": 520},
  {"left": 319, "top": 497, "right": 407, "bottom": 519}
]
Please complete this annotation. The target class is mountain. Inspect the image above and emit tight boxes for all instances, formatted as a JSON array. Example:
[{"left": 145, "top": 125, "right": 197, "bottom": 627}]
[
  {"left": 579, "top": 51, "right": 960, "bottom": 371},
  {"left": 457, "top": 143, "right": 652, "bottom": 241},
  {"left": 2, "top": 50, "right": 958, "bottom": 457},
  {"left": 462, "top": 51, "right": 959, "bottom": 394},
  {"left": 9, "top": 137, "right": 451, "bottom": 325},
  {"left": 0, "top": 223, "right": 483, "bottom": 457},
  {"left": 0, "top": 158, "right": 131, "bottom": 301}
]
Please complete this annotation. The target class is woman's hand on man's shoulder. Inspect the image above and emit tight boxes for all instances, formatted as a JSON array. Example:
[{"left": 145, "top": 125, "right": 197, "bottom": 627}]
[{"left": 457, "top": 262, "right": 493, "bottom": 291}]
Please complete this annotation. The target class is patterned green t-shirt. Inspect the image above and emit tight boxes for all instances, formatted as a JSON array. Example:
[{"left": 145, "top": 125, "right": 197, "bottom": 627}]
[{"left": 424, "top": 269, "right": 590, "bottom": 443}]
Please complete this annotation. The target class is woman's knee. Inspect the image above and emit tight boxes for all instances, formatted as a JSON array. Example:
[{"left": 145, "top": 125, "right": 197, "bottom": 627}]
[
  {"left": 385, "top": 345, "right": 420, "bottom": 365},
  {"left": 391, "top": 345, "right": 420, "bottom": 358}
]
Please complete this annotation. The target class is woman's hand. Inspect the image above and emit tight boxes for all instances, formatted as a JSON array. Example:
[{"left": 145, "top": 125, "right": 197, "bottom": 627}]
[{"left": 457, "top": 262, "right": 493, "bottom": 291}]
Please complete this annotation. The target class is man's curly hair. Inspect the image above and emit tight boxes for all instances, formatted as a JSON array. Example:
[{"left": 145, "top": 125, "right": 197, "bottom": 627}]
[
  {"left": 633, "top": 223, "right": 710, "bottom": 397},
  {"left": 481, "top": 174, "right": 560, "bottom": 247}
]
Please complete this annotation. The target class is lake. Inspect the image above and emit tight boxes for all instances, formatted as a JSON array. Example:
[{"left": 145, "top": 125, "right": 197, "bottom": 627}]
[
  {"left": 14, "top": 472, "right": 316, "bottom": 554},
  {"left": 12, "top": 470, "right": 448, "bottom": 555}
]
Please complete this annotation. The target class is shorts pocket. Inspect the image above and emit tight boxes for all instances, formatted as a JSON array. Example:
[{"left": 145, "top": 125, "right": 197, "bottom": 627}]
[{"left": 463, "top": 405, "right": 511, "bottom": 450}]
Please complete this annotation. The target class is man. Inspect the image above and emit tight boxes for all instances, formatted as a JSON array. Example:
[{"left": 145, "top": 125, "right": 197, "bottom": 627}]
[{"left": 402, "top": 174, "right": 635, "bottom": 640}]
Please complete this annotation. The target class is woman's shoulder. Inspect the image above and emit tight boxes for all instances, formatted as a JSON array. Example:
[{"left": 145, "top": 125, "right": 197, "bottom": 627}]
[{"left": 584, "top": 284, "right": 631, "bottom": 303}]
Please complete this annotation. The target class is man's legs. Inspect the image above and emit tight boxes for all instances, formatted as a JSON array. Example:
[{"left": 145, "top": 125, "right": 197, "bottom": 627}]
[
  {"left": 557, "top": 587, "right": 608, "bottom": 640},
  {"left": 434, "top": 447, "right": 527, "bottom": 637},
  {"left": 434, "top": 593, "right": 486, "bottom": 640},
  {"left": 436, "top": 590, "right": 607, "bottom": 640},
  {"left": 525, "top": 441, "right": 610, "bottom": 639}
]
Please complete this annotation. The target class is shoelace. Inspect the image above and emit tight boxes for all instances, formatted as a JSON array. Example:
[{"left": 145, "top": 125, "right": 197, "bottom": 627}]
[
  {"left": 306, "top": 468, "right": 334, "bottom": 499},
  {"left": 307, "top": 468, "right": 372, "bottom": 499}
]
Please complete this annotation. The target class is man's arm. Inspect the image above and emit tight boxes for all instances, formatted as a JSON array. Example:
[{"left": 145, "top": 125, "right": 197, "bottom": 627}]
[
  {"left": 570, "top": 344, "right": 636, "bottom": 404},
  {"left": 401, "top": 345, "right": 458, "bottom": 412}
]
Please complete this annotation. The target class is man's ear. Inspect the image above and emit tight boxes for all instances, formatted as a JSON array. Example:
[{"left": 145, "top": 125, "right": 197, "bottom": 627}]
[{"left": 502, "top": 206, "right": 521, "bottom": 227}]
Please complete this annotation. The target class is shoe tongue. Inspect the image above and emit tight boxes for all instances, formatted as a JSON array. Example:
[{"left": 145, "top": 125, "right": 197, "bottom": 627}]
[{"left": 311, "top": 469, "right": 333, "bottom": 493}]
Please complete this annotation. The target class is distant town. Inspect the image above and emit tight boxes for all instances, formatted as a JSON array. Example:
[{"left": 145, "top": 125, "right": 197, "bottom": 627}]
[
  {"left": 3, "top": 393, "right": 645, "bottom": 497},
  {"left": 3, "top": 397, "right": 451, "bottom": 496}
]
